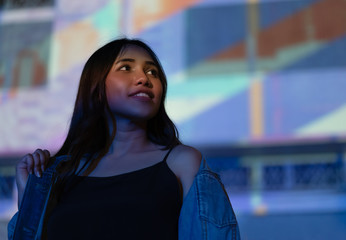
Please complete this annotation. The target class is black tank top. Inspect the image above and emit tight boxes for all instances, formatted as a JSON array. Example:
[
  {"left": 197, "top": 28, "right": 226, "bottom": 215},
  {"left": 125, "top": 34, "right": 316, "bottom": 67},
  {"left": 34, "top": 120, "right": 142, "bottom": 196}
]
[{"left": 46, "top": 149, "right": 182, "bottom": 240}]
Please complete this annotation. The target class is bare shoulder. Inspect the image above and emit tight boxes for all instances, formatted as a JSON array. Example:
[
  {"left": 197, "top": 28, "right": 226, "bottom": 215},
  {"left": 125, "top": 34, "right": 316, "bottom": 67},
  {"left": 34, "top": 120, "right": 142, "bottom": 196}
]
[
  {"left": 171, "top": 144, "right": 202, "bottom": 170},
  {"left": 167, "top": 144, "right": 202, "bottom": 198}
]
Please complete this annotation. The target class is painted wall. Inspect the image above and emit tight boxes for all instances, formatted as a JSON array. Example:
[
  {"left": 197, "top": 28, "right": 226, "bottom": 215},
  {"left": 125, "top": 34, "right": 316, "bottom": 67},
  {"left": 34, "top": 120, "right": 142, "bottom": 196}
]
[{"left": 0, "top": 0, "right": 345, "bottom": 154}]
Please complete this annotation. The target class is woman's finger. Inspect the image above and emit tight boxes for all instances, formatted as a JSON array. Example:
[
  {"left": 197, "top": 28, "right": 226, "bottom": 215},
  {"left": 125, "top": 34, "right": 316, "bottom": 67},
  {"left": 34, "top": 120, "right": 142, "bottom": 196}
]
[
  {"left": 42, "top": 149, "right": 51, "bottom": 171},
  {"left": 23, "top": 154, "right": 34, "bottom": 175},
  {"left": 33, "top": 150, "right": 43, "bottom": 177}
]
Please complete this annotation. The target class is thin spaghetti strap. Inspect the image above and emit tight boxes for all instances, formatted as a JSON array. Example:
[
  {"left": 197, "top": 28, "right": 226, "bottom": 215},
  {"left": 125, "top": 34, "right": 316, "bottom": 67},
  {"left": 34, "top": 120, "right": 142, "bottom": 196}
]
[{"left": 162, "top": 147, "right": 175, "bottom": 162}]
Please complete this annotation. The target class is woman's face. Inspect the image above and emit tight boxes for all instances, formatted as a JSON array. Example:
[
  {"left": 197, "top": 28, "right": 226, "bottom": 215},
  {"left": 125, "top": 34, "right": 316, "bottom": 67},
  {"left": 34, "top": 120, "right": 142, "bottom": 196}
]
[{"left": 105, "top": 44, "right": 163, "bottom": 122}]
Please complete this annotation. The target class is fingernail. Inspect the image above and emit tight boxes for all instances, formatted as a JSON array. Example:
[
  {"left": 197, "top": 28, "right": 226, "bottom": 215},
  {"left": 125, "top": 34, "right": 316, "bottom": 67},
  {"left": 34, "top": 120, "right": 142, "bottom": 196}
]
[{"left": 36, "top": 171, "right": 41, "bottom": 178}]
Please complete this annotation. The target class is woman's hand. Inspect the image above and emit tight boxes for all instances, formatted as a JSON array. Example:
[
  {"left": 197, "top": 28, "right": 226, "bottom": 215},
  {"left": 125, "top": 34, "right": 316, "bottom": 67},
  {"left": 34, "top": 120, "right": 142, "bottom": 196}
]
[{"left": 16, "top": 149, "right": 50, "bottom": 207}]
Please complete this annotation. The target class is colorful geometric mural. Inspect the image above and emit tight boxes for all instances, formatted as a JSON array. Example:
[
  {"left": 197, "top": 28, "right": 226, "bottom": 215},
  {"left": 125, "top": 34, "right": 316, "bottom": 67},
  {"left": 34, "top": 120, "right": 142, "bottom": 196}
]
[{"left": 0, "top": 0, "right": 345, "bottom": 155}]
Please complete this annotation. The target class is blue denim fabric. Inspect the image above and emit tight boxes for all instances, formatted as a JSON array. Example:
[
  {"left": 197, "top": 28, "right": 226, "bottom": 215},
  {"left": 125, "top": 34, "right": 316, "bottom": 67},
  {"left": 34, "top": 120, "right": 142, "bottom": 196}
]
[
  {"left": 8, "top": 156, "right": 240, "bottom": 240},
  {"left": 178, "top": 158, "right": 241, "bottom": 240},
  {"left": 8, "top": 156, "right": 68, "bottom": 240}
]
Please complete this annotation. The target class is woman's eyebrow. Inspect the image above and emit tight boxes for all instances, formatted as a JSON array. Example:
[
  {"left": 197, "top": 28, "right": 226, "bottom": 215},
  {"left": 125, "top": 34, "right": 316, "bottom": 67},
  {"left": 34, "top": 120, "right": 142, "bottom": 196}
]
[
  {"left": 115, "top": 58, "right": 157, "bottom": 67},
  {"left": 145, "top": 61, "right": 157, "bottom": 67},
  {"left": 115, "top": 58, "right": 135, "bottom": 64}
]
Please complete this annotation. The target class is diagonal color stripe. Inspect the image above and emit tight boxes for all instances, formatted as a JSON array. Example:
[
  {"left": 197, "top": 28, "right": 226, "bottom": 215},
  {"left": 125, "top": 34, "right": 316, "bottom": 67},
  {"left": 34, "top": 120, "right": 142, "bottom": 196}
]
[{"left": 295, "top": 104, "right": 346, "bottom": 136}]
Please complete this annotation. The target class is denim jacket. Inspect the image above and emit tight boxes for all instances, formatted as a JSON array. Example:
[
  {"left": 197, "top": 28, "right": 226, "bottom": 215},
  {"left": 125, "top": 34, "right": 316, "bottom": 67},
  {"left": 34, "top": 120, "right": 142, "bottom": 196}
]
[{"left": 8, "top": 155, "right": 241, "bottom": 240}]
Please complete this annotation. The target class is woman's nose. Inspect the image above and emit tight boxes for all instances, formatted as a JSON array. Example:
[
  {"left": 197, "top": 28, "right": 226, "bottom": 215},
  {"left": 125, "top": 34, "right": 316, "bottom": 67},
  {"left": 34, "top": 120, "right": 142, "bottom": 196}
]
[{"left": 135, "top": 72, "right": 152, "bottom": 87}]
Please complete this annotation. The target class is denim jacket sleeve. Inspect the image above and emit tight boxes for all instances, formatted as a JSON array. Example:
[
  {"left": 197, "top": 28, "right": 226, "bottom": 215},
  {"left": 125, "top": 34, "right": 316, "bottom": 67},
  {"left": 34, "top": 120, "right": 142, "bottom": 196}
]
[
  {"left": 7, "top": 155, "right": 69, "bottom": 240},
  {"left": 178, "top": 158, "right": 241, "bottom": 240},
  {"left": 7, "top": 212, "right": 18, "bottom": 240},
  {"left": 7, "top": 172, "right": 55, "bottom": 240}
]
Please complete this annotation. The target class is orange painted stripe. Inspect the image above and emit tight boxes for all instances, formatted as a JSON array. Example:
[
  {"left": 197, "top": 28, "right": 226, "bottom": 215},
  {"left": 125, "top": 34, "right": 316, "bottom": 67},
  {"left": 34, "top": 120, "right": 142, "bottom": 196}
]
[
  {"left": 210, "top": 0, "right": 346, "bottom": 61},
  {"left": 249, "top": 79, "right": 264, "bottom": 138},
  {"left": 132, "top": 0, "right": 200, "bottom": 33}
]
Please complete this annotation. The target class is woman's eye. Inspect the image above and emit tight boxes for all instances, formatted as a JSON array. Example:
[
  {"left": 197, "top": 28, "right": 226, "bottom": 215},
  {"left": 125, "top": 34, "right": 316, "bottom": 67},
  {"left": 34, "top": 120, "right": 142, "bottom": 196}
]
[
  {"left": 147, "top": 69, "right": 158, "bottom": 77},
  {"left": 119, "top": 65, "right": 130, "bottom": 71}
]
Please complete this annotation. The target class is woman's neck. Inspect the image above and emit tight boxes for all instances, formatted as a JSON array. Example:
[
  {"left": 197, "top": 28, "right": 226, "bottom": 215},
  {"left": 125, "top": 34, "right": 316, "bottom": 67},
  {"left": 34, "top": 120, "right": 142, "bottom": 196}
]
[{"left": 107, "top": 117, "right": 155, "bottom": 157}]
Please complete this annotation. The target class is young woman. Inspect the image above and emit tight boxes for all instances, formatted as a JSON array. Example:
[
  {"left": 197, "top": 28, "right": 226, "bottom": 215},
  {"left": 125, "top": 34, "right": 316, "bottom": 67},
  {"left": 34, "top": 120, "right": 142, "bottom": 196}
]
[{"left": 8, "top": 38, "right": 241, "bottom": 240}]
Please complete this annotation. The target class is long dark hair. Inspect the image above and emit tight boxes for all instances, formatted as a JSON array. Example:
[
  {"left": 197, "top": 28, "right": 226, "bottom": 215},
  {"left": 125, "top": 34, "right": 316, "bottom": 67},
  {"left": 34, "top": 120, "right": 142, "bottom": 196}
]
[{"left": 53, "top": 38, "right": 180, "bottom": 176}]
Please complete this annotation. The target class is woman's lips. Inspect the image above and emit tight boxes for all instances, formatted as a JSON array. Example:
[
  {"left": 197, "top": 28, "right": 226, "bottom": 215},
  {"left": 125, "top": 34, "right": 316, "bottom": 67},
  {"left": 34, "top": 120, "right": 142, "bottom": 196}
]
[
  {"left": 130, "top": 92, "right": 153, "bottom": 101},
  {"left": 133, "top": 92, "right": 150, "bottom": 98},
  {"left": 129, "top": 90, "right": 154, "bottom": 101}
]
